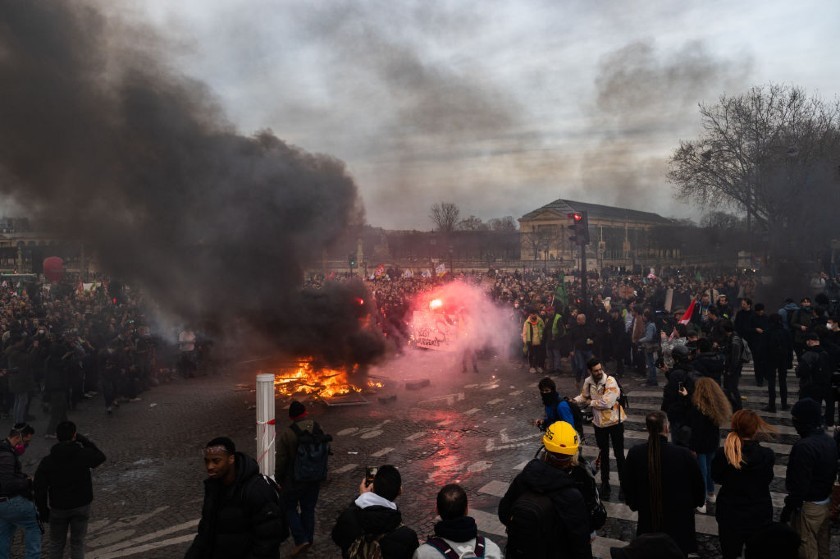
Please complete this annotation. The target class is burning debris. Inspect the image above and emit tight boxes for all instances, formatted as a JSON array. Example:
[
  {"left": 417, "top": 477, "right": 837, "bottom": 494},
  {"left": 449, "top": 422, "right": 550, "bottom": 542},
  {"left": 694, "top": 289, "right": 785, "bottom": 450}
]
[{"left": 267, "top": 359, "right": 385, "bottom": 406}]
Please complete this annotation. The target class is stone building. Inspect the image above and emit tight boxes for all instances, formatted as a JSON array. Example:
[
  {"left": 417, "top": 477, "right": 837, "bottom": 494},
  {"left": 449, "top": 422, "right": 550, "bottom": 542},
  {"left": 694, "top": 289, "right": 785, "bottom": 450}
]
[{"left": 519, "top": 199, "right": 679, "bottom": 270}]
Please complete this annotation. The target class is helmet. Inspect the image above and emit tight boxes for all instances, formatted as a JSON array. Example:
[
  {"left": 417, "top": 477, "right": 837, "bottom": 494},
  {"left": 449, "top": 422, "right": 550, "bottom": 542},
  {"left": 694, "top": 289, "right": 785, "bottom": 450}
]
[{"left": 542, "top": 421, "right": 579, "bottom": 455}]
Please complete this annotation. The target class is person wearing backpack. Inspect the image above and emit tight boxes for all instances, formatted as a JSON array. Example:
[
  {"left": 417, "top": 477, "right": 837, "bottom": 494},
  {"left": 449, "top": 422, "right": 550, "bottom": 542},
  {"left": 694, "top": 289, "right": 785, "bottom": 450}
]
[
  {"left": 573, "top": 358, "right": 627, "bottom": 500},
  {"left": 331, "top": 464, "right": 419, "bottom": 559},
  {"left": 412, "top": 484, "right": 502, "bottom": 559},
  {"left": 275, "top": 400, "right": 331, "bottom": 557},
  {"left": 795, "top": 333, "right": 834, "bottom": 426},
  {"left": 535, "top": 377, "right": 584, "bottom": 439},
  {"left": 185, "top": 437, "right": 288, "bottom": 559},
  {"left": 497, "top": 421, "right": 592, "bottom": 559}
]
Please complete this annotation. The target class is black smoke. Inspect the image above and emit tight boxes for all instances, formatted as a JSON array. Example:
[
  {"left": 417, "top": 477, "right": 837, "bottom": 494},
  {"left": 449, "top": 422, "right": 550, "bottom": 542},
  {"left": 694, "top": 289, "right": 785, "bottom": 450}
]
[{"left": 0, "top": 1, "right": 385, "bottom": 365}]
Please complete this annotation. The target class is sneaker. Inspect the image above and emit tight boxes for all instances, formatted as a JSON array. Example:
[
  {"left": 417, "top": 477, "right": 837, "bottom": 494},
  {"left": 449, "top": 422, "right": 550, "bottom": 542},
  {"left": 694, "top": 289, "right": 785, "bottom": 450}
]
[
  {"left": 707, "top": 492, "right": 716, "bottom": 503},
  {"left": 740, "top": 395, "right": 748, "bottom": 401},
  {"left": 529, "top": 367, "right": 537, "bottom": 374},
  {"left": 537, "top": 367, "right": 544, "bottom": 374},
  {"left": 696, "top": 504, "right": 707, "bottom": 514}
]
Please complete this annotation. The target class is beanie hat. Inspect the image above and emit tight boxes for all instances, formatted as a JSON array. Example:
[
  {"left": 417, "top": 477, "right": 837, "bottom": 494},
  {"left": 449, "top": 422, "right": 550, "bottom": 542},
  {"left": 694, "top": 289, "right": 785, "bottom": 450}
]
[
  {"left": 791, "top": 397, "right": 821, "bottom": 426},
  {"left": 289, "top": 400, "right": 307, "bottom": 420},
  {"left": 610, "top": 533, "right": 684, "bottom": 559}
]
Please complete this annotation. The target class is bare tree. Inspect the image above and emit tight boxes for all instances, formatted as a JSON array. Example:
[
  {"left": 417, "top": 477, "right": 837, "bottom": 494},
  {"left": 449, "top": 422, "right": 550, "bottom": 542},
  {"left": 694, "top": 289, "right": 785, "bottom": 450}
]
[
  {"left": 457, "top": 215, "right": 488, "bottom": 231},
  {"left": 488, "top": 216, "right": 518, "bottom": 232},
  {"left": 668, "top": 84, "right": 840, "bottom": 233},
  {"left": 429, "top": 202, "right": 461, "bottom": 232}
]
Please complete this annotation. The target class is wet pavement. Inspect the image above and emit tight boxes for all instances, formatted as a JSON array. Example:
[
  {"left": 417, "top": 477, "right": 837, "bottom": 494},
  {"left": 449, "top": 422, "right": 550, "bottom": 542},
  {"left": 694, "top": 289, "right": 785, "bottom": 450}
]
[{"left": 12, "top": 348, "right": 840, "bottom": 558}]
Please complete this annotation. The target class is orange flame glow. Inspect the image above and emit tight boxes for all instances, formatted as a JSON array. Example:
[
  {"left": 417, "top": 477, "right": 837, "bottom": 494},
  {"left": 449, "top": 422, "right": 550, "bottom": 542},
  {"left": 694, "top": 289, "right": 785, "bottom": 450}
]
[{"left": 272, "top": 359, "right": 382, "bottom": 399}]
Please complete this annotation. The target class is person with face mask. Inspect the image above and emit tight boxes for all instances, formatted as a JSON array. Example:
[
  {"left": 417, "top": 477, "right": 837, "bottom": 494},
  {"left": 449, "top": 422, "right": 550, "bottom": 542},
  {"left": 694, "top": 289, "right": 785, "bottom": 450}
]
[
  {"left": 781, "top": 398, "right": 838, "bottom": 559},
  {"left": 0, "top": 423, "right": 40, "bottom": 559}
]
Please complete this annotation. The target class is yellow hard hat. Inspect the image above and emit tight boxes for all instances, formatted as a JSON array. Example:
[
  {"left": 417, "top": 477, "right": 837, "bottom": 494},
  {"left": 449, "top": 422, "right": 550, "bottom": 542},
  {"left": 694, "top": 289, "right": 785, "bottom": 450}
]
[{"left": 543, "top": 421, "right": 579, "bottom": 455}]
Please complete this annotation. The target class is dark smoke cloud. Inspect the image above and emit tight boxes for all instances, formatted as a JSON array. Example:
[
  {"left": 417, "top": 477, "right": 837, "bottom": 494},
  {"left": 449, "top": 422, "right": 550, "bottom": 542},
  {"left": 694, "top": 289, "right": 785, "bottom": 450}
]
[
  {"left": 579, "top": 40, "right": 753, "bottom": 215},
  {"left": 0, "top": 1, "right": 384, "bottom": 365}
]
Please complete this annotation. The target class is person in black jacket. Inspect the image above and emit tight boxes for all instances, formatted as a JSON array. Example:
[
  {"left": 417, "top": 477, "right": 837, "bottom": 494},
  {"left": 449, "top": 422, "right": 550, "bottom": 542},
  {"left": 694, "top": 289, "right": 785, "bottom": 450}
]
[
  {"left": 34, "top": 420, "right": 106, "bottom": 559},
  {"left": 331, "top": 464, "right": 419, "bottom": 559},
  {"left": 765, "top": 313, "right": 793, "bottom": 412},
  {"left": 691, "top": 337, "right": 725, "bottom": 385},
  {"left": 684, "top": 378, "right": 732, "bottom": 512},
  {"left": 795, "top": 334, "right": 834, "bottom": 427},
  {"left": 0, "top": 423, "right": 39, "bottom": 559},
  {"left": 498, "top": 421, "right": 592, "bottom": 559},
  {"left": 185, "top": 437, "right": 287, "bottom": 559},
  {"left": 781, "top": 398, "right": 838, "bottom": 559},
  {"left": 659, "top": 345, "right": 695, "bottom": 445},
  {"left": 621, "top": 410, "right": 705, "bottom": 556},
  {"left": 711, "top": 409, "right": 777, "bottom": 559}
]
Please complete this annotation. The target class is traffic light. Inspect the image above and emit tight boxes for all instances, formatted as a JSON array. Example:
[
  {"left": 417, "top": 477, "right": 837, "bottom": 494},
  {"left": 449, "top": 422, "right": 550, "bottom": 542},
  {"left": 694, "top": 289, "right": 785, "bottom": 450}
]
[
  {"left": 348, "top": 253, "right": 357, "bottom": 268},
  {"left": 567, "top": 211, "right": 590, "bottom": 245}
]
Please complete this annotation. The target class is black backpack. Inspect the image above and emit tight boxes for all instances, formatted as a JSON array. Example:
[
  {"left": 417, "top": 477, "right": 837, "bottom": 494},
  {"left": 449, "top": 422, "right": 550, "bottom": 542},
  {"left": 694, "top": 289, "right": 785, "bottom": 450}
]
[
  {"left": 290, "top": 423, "right": 332, "bottom": 483},
  {"left": 613, "top": 376, "right": 629, "bottom": 411},
  {"left": 562, "top": 398, "right": 585, "bottom": 437},
  {"left": 505, "top": 491, "right": 557, "bottom": 558}
]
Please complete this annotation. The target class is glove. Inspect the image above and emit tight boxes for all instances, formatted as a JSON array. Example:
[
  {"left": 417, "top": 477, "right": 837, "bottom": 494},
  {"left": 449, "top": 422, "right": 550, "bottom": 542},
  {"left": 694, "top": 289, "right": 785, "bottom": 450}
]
[{"left": 780, "top": 504, "right": 797, "bottom": 524}]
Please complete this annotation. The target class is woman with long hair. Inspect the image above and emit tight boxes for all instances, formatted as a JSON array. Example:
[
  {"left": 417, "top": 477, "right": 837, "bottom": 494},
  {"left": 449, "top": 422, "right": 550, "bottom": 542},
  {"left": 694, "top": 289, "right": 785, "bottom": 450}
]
[
  {"left": 622, "top": 410, "right": 706, "bottom": 556},
  {"left": 683, "top": 376, "right": 732, "bottom": 512},
  {"left": 710, "top": 409, "right": 777, "bottom": 559}
]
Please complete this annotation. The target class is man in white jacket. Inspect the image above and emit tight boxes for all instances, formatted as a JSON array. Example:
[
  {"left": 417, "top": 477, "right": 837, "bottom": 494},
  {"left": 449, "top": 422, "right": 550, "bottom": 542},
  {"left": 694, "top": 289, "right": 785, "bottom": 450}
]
[{"left": 413, "top": 484, "right": 502, "bottom": 559}]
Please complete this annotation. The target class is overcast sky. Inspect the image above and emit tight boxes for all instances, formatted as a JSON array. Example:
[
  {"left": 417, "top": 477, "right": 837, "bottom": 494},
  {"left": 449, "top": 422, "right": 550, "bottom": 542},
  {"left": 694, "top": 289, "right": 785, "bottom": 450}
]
[{"left": 103, "top": 0, "right": 839, "bottom": 230}]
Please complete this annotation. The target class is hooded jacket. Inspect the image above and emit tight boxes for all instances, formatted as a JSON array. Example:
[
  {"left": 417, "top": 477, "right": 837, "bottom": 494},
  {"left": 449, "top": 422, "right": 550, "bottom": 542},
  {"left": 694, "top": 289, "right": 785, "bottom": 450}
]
[
  {"left": 185, "top": 452, "right": 287, "bottom": 559},
  {"left": 34, "top": 434, "right": 106, "bottom": 517},
  {"left": 412, "top": 516, "right": 503, "bottom": 559},
  {"left": 785, "top": 427, "right": 838, "bottom": 507},
  {"left": 710, "top": 440, "right": 775, "bottom": 528},
  {"left": 332, "top": 491, "right": 419, "bottom": 559},
  {"left": 497, "top": 458, "right": 591, "bottom": 559}
]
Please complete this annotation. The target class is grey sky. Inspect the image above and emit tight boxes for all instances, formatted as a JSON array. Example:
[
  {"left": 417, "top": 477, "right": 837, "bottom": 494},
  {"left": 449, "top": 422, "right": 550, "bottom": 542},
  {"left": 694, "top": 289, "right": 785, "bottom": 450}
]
[{"left": 106, "top": 0, "right": 839, "bottom": 230}]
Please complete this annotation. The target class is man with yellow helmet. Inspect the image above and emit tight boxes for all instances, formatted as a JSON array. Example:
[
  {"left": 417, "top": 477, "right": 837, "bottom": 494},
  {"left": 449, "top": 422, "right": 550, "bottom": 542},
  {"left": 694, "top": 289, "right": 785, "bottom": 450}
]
[{"left": 498, "top": 421, "right": 593, "bottom": 558}]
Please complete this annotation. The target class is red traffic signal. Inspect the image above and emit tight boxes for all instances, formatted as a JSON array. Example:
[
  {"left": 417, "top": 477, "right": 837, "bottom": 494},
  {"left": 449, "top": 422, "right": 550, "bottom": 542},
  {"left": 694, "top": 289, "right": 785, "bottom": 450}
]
[{"left": 567, "top": 211, "right": 590, "bottom": 245}]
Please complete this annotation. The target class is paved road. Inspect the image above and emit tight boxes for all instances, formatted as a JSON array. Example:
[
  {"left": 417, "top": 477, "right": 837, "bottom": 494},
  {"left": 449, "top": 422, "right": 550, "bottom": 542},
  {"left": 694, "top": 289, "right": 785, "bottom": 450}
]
[{"left": 12, "top": 350, "right": 840, "bottom": 558}]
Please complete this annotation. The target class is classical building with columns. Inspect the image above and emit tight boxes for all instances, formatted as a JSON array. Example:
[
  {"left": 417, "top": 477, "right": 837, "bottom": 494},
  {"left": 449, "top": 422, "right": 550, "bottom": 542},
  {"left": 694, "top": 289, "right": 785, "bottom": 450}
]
[{"left": 519, "top": 199, "right": 681, "bottom": 270}]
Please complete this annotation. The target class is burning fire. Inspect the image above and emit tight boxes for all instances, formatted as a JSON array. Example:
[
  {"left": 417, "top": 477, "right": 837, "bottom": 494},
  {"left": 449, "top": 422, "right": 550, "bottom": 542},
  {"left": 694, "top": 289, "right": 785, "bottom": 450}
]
[{"left": 272, "top": 359, "right": 383, "bottom": 399}]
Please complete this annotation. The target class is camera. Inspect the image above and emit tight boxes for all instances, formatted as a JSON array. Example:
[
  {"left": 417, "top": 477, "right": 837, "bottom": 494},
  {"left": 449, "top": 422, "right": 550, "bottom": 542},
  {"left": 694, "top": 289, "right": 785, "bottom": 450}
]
[{"left": 365, "top": 466, "right": 378, "bottom": 487}]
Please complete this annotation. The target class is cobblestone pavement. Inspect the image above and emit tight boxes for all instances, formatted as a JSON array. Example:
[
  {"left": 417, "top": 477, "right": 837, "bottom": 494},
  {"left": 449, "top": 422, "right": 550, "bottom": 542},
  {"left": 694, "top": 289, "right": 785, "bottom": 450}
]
[{"left": 11, "top": 349, "right": 840, "bottom": 558}]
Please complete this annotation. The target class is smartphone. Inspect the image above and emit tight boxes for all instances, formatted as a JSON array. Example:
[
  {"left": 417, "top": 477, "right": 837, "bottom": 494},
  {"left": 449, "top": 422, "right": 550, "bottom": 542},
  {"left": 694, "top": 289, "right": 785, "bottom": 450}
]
[
  {"left": 365, "top": 466, "right": 378, "bottom": 487},
  {"left": 678, "top": 382, "right": 685, "bottom": 392}
]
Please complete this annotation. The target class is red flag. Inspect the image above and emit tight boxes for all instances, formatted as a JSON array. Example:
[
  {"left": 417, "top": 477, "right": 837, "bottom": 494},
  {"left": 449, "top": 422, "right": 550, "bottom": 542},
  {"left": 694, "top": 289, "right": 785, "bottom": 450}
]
[{"left": 679, "top": 298, "right": 696, "bottom": 325}]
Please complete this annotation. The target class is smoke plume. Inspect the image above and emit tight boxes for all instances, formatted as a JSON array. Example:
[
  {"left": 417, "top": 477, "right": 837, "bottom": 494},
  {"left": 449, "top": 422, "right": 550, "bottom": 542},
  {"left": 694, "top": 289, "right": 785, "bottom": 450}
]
[{"left": 0, "top": 1, "right": 384, "bottom": 365}]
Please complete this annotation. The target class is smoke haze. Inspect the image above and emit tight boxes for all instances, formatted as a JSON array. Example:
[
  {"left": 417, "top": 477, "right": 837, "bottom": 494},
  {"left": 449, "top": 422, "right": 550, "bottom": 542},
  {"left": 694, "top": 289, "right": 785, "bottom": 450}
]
[{"left": 0, "top": 1, "right": 384, "bottom": 365}]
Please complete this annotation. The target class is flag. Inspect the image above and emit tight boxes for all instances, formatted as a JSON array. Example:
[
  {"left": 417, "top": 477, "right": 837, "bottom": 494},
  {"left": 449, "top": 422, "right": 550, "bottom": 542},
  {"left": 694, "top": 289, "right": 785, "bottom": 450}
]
[{"left": 679, "top": 298, "right": 696, "bottom": 325}]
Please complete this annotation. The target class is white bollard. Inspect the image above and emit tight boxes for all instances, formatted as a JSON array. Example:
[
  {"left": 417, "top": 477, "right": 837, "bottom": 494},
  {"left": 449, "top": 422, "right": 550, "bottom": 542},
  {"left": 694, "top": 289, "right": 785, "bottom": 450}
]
[{"left": 255, "top": 373, "right": 276, "bottom": 477}]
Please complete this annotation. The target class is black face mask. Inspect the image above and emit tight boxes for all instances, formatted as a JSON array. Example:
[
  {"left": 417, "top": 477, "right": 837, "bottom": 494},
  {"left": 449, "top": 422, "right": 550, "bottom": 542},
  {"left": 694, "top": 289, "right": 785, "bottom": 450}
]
[{"left": 541, "top": 392, "right": 558, "bottom": 406}]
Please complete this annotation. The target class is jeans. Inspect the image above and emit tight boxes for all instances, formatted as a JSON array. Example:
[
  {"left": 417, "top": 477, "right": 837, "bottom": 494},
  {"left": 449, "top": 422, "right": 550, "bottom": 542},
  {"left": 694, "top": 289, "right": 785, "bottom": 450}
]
[
  {"left": 573, "top": 350, "right": 593, "bottom": 383},
  {"left": 50, "top": 505, "right": 90, "bottom": 559},
  {"left": 644, "top": 351, "right": 656, "bottom": 384},
  {"left": 283, "top": 483, "right": 320, "bottom": 545},
  {"left": 696, "top": 451, "right": 715, "bottom": 496},
  {"left": 593, "top": 422, "right": 626, "bottom": 486},
  {"left": 0, "top": 496, "right": 42, "bottom": 559},
  {"left": 13, "top": 393, "right": 29, "bottom": 425},
  {"left": 547, "top": 344, "right": 562, "bottom": 372}
]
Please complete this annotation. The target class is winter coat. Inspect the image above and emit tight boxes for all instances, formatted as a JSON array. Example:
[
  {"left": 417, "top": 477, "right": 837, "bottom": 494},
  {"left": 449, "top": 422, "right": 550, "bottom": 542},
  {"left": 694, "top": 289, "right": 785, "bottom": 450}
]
[
  {"left": 332, "top": 492, "right": 419, "bottom": 559},
  {"left": 785, "top": 428, "right": 839, "bottom": 507},
  {"left": 34, "top": 434, "right": 106, "bottom": 518},
  {"left": 184, "top": 452, "right": 287, "bottom": 559},
  {"left": 660, "top": 365, "right": 694, "bottom": 428},
  {"left": 274, "top": 418, "right": 318, "bottom": 488},
  {"left": 0, "top": 439, "right": 32, "bottom": 499},
  {"left": 710, "top": 440, "right": 774, "bottom": 530},
  {"left": 497, "top": 458, "right": 592, "bottom": 559},
  {"left": 574, "top": 374, "right": 625, "bottom": 428},
  {"left": 522, "top": 317, "right": 545, "bottom": 346},
  {"left": 685, "top": 406, "right": 722, "bottom": 455},
  {"left": 621, "top": 436, "right": 706, "bottom": 555},
  {"left": 692, "top": 351, "right": 725, "bottom": 384}
]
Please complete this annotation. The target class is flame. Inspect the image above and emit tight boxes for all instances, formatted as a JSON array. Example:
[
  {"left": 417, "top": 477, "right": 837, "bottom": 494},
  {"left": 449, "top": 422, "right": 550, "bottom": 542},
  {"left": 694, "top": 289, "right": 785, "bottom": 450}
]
[
  {"left": 429, "top": 298, "right": 443, "bottom": 310},
  {"left": 272, "top": 359, "right": 382, "bottom": 399}
]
